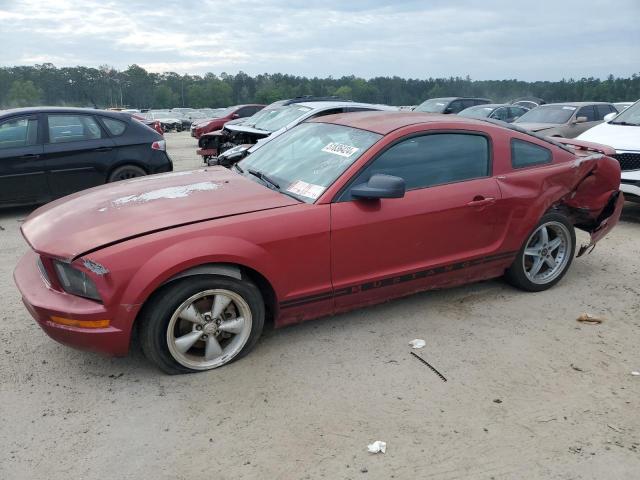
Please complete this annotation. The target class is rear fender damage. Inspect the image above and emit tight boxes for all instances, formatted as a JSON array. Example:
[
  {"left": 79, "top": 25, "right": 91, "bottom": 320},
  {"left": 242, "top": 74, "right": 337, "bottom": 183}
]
[{"left": 558, "top": 154, "right": 623, "bottom": 256}]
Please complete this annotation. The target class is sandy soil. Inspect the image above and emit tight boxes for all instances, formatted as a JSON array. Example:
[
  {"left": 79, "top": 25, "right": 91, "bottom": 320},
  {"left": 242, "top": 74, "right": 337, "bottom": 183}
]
[{"left": 1, "top": 132, "right": 638, "bottom": 479}]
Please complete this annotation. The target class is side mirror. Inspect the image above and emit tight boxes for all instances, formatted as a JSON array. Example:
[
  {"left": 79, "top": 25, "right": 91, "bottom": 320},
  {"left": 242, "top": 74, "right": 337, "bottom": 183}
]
[
  {"left": 351, "top": 174, "right": 405, "bottom": 200},
  {"left": 443, "top": 107, "right": 453, "bottom": 114},
  {"left": 231, "top": 113, "right": 240, "bottom": 119},
  {"left": 604, "top": 112, "right": 617, "bottom": 122},
  {"left": 575, "top": 116, "right": 588, "bottom": 124}
]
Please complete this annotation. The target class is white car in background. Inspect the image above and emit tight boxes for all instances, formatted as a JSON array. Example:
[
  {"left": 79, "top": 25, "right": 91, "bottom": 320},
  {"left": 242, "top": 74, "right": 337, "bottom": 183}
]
[
  {"left": 578, "top": 100, "right": 640, "bottom": 201},
  {"left": 614, "top": 102, "right": 634, "bottom": 113}
]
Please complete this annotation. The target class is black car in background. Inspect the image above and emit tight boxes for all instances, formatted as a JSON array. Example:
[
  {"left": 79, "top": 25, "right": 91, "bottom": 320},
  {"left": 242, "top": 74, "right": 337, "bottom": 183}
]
[
  {"left": 413, "top": 97, "right": 491, "bottom": 114},
  {"left": 0, "top": 107, "right": 172, "bottom": 207},
  {"left": 458, "top": 103, "right": 529, "bottom": 123}
]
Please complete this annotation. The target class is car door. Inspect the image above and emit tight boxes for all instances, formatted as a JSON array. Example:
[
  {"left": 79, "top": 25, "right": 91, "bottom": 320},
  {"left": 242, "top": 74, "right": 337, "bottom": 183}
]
[
  {"left": 43, "top": 113, "right": 117, "bottom": 198},
  {"left": 0, "top": 114, "right": 49, "bottom": 205},
  {"left": 565, "top": 105, "right": 598, "bottom": 137},
  {"left": 330, "top": 131, "right": 503, "bottom": 311}
]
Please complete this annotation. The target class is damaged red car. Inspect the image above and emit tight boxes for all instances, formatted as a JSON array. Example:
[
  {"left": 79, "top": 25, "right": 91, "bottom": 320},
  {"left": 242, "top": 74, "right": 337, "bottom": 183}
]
[{"left": 14, "top": 112, "right": 623, "bottom": 374}]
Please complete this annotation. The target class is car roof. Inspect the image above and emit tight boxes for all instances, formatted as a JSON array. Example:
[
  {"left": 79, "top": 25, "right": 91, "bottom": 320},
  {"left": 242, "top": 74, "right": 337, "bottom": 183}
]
[
  {"left": 308, "top": 111, "right": 489, "bottom": 135},
  {"left": 0, "top": 106, "right": 127, "bottom": 117},
  {"left": 465, "top": 103, "right": 510, "bottom": 109},
  {"left": 294, "top": 101, "right": 394, "bottom": 111},
  {"left": 541, "top": 102, "right": 613, "bottom": 107}
]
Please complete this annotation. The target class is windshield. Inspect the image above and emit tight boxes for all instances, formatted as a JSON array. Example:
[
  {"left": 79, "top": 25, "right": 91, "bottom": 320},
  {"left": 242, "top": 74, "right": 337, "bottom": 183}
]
[
  {"left": 610, "top": 100, "right": 640, "bottom": 125},
  {"left": 414, "top": 98, "right": 452, "bottom": 113},
  {"left": 515, "top": 105, "right": 576, "bottom": 124},
  {"left": 237, "top": 122, "right": 381, "bottom": 203},
  {"left": 458, "top": 106, "right": 494, "bottom": 119},
  {"left": 252, "top": 105, "right": 312, "bottom": 132}
]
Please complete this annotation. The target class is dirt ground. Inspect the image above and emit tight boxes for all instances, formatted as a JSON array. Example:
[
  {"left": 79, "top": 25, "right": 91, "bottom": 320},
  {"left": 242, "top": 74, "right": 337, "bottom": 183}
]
[{"left": 1, "top": 131, "right": 639, "bottom": 480}]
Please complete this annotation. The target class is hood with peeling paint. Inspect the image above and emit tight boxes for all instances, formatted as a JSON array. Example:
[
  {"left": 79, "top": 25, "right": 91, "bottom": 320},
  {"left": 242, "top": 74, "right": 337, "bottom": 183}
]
[{"left": 22, "top": 167, "right": 298, "bottom": 259}]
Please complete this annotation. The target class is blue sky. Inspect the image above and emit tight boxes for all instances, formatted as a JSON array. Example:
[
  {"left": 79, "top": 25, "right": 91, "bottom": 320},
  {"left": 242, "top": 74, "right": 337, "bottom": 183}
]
[{"left": 0, "top": 0, "right": 638, "bottom": 80}]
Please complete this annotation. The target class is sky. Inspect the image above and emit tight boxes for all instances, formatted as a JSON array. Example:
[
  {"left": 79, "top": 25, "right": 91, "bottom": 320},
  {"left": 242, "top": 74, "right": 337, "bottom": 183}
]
[{"left": 0, "top": 0, "right": 638, "bottom": 81}]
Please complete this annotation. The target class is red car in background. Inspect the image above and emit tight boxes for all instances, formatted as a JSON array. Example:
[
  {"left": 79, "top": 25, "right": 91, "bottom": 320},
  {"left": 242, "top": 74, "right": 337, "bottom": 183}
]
[
  {"left": 14, "top": 112, "right": 622, "bottom": 374},
  {"left": 190, "top": 104, "right": 265, "bottom": 139},
  {"left": 130, "top": 113, "right": 164, "bottom": 136}
]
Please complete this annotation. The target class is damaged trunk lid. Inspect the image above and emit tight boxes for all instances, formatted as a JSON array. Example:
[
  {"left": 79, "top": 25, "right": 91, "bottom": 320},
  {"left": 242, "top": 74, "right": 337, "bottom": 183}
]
[{"left": 22, "top": 167, "right": 298, "bottom": 260}]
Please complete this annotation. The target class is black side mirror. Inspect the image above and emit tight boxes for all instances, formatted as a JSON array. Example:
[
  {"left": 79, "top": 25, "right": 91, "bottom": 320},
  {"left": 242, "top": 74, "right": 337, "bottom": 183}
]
[
  {"left": 443, "top": 107, "right": 453, "bottom": 114},
  {"left": 351, "top": 174, "right": 405, "bottom": 200}
]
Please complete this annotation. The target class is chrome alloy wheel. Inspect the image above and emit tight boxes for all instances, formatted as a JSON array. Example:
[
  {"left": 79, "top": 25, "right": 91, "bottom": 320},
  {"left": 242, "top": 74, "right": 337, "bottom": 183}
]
[
  {"left": 166, "top": 289, "right": 252, "bottom": 370},
  {"left": 523, "top": 221, "right": 572, "bottom": 285}
]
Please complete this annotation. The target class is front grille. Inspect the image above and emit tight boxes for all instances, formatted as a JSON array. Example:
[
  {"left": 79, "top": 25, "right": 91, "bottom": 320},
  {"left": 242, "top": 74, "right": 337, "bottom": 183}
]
[{"left": 612, "top": 152, "right": 640, "bottom": 171}]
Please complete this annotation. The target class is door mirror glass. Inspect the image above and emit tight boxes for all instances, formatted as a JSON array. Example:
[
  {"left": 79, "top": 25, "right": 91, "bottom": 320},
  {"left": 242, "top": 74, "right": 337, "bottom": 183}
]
[
  {"left": 575, "top": 116, "right": 588, "bottom": 123},
  {"left": 351, "top": 174, "right": 405, "bottom": 200}
]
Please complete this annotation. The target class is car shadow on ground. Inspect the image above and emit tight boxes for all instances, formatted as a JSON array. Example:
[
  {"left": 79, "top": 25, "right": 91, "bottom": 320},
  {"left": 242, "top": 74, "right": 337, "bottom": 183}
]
[{"left": 0, "top": 205, "right": 38, "bottom": 223}]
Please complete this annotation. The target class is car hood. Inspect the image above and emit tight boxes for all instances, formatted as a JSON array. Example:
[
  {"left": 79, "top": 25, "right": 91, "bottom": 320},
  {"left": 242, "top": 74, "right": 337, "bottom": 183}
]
[
  {"left": 22, "top": 168, "right": 298, "bottom": 260},
  {"left": 577, "top": 122, "right": 640, "bottom": 151},
  {"left": 514, "top": 123, "right": 558, "bottom": 132}
]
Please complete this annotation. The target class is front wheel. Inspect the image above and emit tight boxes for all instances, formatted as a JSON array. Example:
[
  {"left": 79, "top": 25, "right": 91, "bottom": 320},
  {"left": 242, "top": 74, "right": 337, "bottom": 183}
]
[
  {"left": 505, "top": 213, "right": 576, "bottom": 292},
  {"left": 140, "top": 275, "right": 265, "bottom": 374}
]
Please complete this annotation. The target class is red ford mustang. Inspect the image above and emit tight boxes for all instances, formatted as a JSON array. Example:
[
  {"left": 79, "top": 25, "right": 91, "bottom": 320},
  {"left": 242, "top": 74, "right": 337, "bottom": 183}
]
[{"left": 14, "top": 112, "right": 623, "bottom": 374}]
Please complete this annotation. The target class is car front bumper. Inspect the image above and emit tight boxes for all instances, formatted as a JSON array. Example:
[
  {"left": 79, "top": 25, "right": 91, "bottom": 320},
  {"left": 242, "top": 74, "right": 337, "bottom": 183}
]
[
  {"left": 13, "top": 249, "right": 132, "bottom": 356},
  {"left": 621, "top": 170, "right": 640, "bottom": 201}
]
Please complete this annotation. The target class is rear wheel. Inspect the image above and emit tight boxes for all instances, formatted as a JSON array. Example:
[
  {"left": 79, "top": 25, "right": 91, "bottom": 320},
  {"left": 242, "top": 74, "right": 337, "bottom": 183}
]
[
  {"left": 505, "top": 213, "right": 575, "bottom": 292},
  {"left": 108, "top": 164, "right": 146, "bottom": 182},
  {"left": 140, "top": 275, "right": 265, "bottom": 374}
]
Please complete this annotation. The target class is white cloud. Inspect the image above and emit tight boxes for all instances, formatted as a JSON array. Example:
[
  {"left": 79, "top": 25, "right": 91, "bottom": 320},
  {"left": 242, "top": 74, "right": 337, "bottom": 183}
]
[{"left": 0, "top": 0, "right": 638, "bottom": 80}]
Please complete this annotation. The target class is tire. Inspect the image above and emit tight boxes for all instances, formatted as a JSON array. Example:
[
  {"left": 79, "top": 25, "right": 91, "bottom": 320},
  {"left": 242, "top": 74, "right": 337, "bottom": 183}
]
[
  {"left": 139, "top": 275, "right": 265, "bottom": 374},
  {"left": 108, "top": 164, "right": 146, "bottom": 182},
  {"left": 505, "top": 212, "right": 576, "bottom": 292}
]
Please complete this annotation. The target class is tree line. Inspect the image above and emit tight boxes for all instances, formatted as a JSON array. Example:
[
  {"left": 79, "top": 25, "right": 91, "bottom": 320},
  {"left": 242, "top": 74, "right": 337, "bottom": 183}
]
[{"left": 1, "top": 63, "right": 639, "bottom": 110}]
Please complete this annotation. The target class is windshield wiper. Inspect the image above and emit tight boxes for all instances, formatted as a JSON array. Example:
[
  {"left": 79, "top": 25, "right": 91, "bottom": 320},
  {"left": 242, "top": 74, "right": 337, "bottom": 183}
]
[
  {"left": 610, "top": 121, "right": 639, "bottom": 126},
  {"left": 233, "top": 163, "right": 244, "bottom": 174},
  {"left": 248, "top": 168, "right": 280, "bottom": 189}
]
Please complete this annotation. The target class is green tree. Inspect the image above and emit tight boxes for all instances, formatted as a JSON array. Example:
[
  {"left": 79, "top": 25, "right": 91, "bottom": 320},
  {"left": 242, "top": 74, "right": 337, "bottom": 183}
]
[{"left": 6, "top": 80, "right": 42, "bottom": 107}]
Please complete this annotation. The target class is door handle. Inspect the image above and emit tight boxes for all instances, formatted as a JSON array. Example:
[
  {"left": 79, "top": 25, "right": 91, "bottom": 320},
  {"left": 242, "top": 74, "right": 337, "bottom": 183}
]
[
  {"left": 94, "top": 147, "right": 112, "bottom": 152},
  {"left": 467, "top": 196, "right": 496, "bottom": 207},
  {"left": 19, "top": 154, "right": 40, "bottom": 159}
]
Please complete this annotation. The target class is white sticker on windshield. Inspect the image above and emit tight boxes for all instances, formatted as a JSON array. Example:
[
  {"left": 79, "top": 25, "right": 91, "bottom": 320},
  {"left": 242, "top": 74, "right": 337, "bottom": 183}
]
[
  {"left": 287, "top": 180, "right": 325, "bottom": 199},
  {"left": 562, "top": 106, "right": 577, "bottom": 110},
  {"left": 322, "top": 142, "right": 360, "bottom": 158}
]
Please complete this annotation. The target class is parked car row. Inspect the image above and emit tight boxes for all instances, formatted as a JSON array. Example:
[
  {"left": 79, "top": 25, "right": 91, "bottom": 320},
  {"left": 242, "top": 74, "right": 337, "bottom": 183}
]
[{"left": 197, "top": 97, "right": 397, "bottom": 166}]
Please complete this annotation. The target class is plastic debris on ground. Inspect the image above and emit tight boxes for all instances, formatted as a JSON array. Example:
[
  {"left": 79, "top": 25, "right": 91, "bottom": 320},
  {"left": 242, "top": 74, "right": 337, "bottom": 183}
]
[
  {"left": 631, "top": 371, "right": 640, "bottom": 376},
  {"left": 367, "top": 441, "right": 386, "bottom": 454},
  {"left": 576, "top": 313, "right": 604, "bottom": 324},
  {"left": 409, "top": 339, "right": 426, "bottom": 349}
]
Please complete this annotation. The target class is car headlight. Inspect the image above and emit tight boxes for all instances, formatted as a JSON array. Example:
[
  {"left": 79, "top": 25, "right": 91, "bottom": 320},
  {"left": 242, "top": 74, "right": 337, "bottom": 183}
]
[{"left": 53, "top": 260, "right": 102, "bottom": 301}]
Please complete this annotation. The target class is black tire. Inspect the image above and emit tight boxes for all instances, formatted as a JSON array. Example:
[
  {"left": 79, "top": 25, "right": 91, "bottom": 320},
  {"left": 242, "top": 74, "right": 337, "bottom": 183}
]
[
  {"left": 108, "top": 164, "right": 146, "bottom": 182},
  {"left": 139, "top": 275, "right": 265, "bottom": 375},
  {"left": 505, "top": 212, "right": 576, "bottom": 292}
]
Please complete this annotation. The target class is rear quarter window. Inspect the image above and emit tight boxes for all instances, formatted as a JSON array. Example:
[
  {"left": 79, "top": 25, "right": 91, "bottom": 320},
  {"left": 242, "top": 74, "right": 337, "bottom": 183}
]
[
  {"left": 511, "top": 138, "right": 552, "bottom": 168},
  {"left": 101, "top": 117, "right": 127, "bottom": 136}
]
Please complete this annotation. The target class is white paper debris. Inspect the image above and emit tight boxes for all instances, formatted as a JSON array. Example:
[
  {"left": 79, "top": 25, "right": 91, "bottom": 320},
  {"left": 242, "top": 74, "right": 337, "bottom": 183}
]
[
  {"left": 409, "top": 339, "right": 426, "bottom": 349},
  {"left": 367, "top": 441, "right": 386, "bottom": 454},
  {"left": 631, "top": 371, "right": 640, "bottom": 376}
]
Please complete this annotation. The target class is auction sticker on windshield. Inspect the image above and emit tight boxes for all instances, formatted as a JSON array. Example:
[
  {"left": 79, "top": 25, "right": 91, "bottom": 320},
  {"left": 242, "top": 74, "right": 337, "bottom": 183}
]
[
  {"left": 287, "top": 180, "right": 325, "bottom": 199},
  {"left": 322, "top": 142, "right": 360, "bottom": 158}
]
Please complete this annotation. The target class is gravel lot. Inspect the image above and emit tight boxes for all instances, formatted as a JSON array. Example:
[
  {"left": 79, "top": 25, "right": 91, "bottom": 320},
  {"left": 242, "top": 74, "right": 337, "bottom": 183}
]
[{"left": 1, "top": 131, "right": 639, "bottom": 479}]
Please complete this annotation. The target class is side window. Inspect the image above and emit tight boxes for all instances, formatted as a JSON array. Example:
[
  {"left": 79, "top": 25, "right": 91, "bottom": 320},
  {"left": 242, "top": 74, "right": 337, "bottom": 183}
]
[
  {"left": 473, "top": 99, "right": 488, "bottom": 106},
  {"left": 460, "top": 99, "right": 475, "bottom": 110},
  {"left": 595, "top": 104, "right": 614, "bottom": 120},
  {"left": 576, "top": 105, "right": 596, "bottom": 122},
  {"left": 101, "top": 117, "right": 127, "bottom": 136},
  {"left": 509, "top": 107, "right": 526, "bottom": 119},
  {"left": 491, "top": 108, "right": 508, "bottom": 121},
  {"left": 48, "top": 115, "right": 103, "bottom": 143},
  {"left": 348, "top": 133, "right": 489, "bottom": 195},
  {"left": 0, "top": 117, "right": 38, "bottom": 150},
  {"left": 307, "top": 108, "right": 344, "bottom": 119},
  {"left": 236, "top": 107, "right": 253, "bottom": 118},
  {"left": 447, "top": 100, "right": 463, "bottom": 113},
  {"left": 511, "top": 138, "right": 552, "bottom": 168}
]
